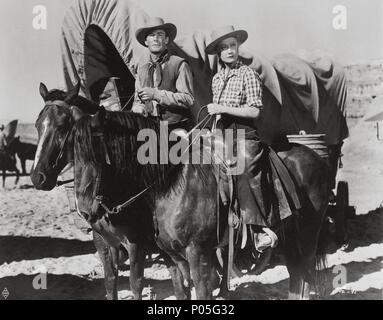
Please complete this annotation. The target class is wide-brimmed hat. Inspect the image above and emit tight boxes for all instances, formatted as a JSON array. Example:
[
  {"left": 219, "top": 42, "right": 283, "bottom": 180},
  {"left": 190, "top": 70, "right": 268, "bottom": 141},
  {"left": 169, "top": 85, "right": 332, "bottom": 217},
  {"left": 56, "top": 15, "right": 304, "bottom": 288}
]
[
  {"left": 135, "top": 17, "right": 177, "bottom": 47},
  {"left": 205, "top": 25, "right": 248, "bottom": 55}
]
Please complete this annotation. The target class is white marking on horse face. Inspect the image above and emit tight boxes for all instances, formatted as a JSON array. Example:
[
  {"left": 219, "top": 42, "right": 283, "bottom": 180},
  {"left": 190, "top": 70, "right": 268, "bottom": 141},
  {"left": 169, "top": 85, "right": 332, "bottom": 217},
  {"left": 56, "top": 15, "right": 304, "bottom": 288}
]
[{"left": 33, "top": 117, "right": 49, "bottom": 169}]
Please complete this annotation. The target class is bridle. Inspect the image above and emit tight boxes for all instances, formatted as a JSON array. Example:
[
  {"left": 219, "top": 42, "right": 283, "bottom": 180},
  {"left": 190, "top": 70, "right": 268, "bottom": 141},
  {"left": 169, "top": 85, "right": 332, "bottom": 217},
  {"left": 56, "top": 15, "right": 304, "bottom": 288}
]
[{"left": 42, "top": 99, "right": 75, "bottom": 182}]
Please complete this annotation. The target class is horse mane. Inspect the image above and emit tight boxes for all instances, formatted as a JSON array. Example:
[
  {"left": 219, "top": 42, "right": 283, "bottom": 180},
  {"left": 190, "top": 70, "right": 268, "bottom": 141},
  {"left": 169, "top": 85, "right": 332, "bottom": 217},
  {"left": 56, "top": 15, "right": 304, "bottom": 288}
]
[
  {"left": 73, "top": 111, "right": 179, "bottom": 193},
  {"left": 73, "top": 110, "right": 211, "bottom": 195},
  {"left": 70, "top": 95, "right": 100, "bottom": 115},
  {"left": 73, "top": 116, "right": 98, "bottom": 165}
]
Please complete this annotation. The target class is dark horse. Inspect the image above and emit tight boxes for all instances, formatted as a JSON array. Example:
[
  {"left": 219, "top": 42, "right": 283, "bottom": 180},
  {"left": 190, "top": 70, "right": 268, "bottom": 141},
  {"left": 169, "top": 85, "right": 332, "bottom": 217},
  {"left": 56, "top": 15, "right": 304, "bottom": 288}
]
[
  {"left": 32, "top": 83, "right": 330, "bottom": 299},
  {"left": 0, "top": 150, "right": 20, "bottom": 188},
  {"left": 8, "top": 137, "right": 37, "bottom": 175},
  {"left": 30, "top": 83, "right": 163, "bottom": 300}
]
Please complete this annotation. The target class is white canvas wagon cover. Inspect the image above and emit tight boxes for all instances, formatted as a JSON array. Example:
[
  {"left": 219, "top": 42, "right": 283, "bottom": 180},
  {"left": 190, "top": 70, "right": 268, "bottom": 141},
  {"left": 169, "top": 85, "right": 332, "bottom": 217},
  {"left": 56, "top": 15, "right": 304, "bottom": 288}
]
[{"left": 61, "top": 0, "right": 348, "bottom": 145}]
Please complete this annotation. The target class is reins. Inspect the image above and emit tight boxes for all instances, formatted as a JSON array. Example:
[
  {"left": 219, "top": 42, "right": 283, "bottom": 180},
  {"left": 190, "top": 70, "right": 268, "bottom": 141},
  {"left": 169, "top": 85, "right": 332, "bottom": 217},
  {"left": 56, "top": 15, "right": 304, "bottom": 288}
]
[{"left": 96, "top": 108, "right": 213, "bottom": 215}]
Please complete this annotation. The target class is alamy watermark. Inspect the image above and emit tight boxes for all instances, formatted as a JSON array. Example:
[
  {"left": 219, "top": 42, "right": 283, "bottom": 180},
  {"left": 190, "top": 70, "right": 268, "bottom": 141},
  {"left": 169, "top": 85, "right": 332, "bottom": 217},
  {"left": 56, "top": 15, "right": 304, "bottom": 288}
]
[
  {"left": 136, "top": 122, "right": 246, "bottom": 175},
  {"left": 1, "top": 265, "right": 47, "bottom": 299},
  {"left": 32, "top": 4, "right": 348, "bottom": 32},
  {"left": 32, "top": 265, "right": 48, "bottom": 290},
  {"left": 332, "top": 5, "right": 347, "bottom": 30},
  {"left": 332, "top": 264, "right": 347, "bottom": 289},
  {"left": 32, "top": 5, "right": 47, "bottom": 30}
]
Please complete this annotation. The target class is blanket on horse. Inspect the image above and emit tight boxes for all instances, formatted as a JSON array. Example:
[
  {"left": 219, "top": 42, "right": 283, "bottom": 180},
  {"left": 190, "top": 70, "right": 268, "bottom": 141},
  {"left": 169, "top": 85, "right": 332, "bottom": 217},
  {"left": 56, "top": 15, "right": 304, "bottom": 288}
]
[{"left": 208, "top": 129, "right": 301, "bottom": 228}]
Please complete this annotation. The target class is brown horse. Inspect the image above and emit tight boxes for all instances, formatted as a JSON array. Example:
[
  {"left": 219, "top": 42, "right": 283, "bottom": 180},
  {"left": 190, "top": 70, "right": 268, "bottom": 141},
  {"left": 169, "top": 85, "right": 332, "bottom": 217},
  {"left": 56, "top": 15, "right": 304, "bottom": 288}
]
[
  {"left": 0, "top": 150, "right": 20, "bottom": 188},
  {"left": 31, "top": 83, "right": 330, "bottom": 299},
  {"left": 30, "top": 83, "right": 167, "bottom": 300},
  {"left": 88, "top": 110, "right": 330, "bottom": 300},
  {"left": 8, "top": 137, "right": 37, "bottom": 175}
]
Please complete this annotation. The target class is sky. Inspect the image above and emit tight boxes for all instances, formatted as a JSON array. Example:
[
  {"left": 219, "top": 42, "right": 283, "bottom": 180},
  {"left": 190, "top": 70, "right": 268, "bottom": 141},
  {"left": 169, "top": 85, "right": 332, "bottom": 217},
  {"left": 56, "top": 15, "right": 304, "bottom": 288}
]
[{"left": 0, "top": 0, "right": 382, "bottom": 123}]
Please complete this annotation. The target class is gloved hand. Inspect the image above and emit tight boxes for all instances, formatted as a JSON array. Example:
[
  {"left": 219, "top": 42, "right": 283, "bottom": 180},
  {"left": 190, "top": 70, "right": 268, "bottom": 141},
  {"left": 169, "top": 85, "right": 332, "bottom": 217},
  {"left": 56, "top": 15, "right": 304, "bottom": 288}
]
[{"left": 137, "top": 87, "right": 160, "bottom": 103}]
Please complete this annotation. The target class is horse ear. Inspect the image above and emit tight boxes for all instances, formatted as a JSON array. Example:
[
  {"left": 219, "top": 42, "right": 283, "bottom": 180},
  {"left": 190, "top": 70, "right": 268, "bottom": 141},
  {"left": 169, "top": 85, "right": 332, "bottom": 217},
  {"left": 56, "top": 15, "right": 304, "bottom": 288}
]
[
  {"left": 39, "top": 83, "right": 49, "bottom": 101},
  {"left": 71, "top": 106, "right": 85, "bottom": 122},
  {"left": 65, "top": 81, "right": 81, "bottom": 103}
]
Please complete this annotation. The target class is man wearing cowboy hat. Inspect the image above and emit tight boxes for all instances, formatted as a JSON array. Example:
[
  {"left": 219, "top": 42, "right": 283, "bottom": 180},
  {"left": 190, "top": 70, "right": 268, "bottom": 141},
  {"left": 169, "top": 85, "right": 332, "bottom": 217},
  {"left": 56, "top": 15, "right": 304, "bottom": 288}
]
[
  {"left": 205, "top": 25, "right": 279, "bottom": 253},
  {"left": 132, "top": 17, "right": 194, "bottom": 127}
]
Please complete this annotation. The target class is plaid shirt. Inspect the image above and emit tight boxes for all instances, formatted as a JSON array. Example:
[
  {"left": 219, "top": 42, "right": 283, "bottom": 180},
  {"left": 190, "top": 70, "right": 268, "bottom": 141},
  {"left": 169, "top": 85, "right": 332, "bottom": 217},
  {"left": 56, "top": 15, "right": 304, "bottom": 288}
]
[{"left": 212, "top": 60, "right": 263, "bottom": 109}]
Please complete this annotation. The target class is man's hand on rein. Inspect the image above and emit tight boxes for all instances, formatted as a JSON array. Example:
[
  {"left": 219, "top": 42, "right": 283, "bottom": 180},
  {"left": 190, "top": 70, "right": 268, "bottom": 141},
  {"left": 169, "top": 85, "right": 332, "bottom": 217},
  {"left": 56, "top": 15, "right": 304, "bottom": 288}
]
[{"left": 138, "top": 87, "right": 160, "bottom": 103}]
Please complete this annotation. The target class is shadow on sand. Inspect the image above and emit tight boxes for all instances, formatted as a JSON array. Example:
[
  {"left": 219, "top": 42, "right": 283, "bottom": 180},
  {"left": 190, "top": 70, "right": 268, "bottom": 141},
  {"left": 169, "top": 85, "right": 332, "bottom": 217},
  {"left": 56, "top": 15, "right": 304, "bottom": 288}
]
[
  {"left": 0, "top": 273, "right": 173, "bottom": 300},
  {"left": 0, "top": 236, "right": 95, "bottom": 264},
  {"left": 229, "top": 208, "right": 383, "bottom": 300}
]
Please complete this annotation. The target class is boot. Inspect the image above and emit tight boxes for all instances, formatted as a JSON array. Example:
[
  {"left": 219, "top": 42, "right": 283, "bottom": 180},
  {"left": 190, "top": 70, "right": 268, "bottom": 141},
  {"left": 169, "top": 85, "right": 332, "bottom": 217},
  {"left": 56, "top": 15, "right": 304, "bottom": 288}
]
[{"left": 254, "top": 227, "right": 278, "bottom": 252}]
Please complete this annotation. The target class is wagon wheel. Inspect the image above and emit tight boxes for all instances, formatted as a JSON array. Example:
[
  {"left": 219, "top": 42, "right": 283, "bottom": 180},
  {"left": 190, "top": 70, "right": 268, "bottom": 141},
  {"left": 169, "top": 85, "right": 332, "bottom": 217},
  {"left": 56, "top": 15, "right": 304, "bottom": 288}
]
[{"left": 335, "top": 181, "right": 349, "bottom": 249}]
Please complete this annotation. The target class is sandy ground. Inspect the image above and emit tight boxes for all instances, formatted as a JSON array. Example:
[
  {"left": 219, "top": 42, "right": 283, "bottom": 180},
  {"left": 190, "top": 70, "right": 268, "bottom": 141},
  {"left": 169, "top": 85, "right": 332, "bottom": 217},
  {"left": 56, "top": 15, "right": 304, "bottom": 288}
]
[{"left": 0, "top": 117, "right": 382, "bottom": 300}]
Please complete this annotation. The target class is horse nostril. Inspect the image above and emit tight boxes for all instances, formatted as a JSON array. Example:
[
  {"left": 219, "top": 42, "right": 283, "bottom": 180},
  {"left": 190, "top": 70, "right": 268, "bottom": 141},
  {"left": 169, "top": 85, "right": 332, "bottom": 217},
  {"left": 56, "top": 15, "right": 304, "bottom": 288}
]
[{"left": 38, "top": 172, "right": 47, "bottom": 185}]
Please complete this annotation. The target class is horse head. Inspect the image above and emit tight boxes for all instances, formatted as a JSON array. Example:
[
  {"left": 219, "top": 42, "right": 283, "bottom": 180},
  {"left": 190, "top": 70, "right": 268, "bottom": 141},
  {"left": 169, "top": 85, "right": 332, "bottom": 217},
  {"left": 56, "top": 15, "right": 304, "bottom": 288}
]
[{"left": 30, "top": 82, "right": 99, "bottom": 190}]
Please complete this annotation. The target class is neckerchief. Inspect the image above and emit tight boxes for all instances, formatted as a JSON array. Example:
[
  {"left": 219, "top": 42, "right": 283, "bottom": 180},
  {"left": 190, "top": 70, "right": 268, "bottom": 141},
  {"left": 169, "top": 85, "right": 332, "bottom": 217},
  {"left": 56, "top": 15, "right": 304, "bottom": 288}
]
[{"left": 147, "top": 49, "right": 169, "bottom": 88}]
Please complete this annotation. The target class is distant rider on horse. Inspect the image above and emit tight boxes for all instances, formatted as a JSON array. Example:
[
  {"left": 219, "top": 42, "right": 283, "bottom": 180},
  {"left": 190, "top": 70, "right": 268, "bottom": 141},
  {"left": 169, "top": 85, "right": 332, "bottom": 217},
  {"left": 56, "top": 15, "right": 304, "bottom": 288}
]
[{"left": 0, "top": 124, "right": 8, "bottom": 153}]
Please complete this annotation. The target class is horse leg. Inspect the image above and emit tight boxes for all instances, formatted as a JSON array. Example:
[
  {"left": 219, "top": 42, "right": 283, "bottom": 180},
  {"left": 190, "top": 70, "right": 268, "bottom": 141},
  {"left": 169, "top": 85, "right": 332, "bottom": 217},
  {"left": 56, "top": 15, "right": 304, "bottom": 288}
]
[
  {"left": 164, "top": 255, "right": 191, "bottom": 300},
  {"left": 287, "top": 267, "right": 311, "bottom": 300},
  {"left": 2, "top": 169, "right": 5, "bottom": 188},
  {"left": 127, "top": 242, "right": 145, "bottom": 300},
  {"left": 93, "top": 231, "right": 119, "bottom": 300},
  {"left": 21, "top": 159, "right": 27, "bottom": 175},
  {"left": 283, "top": 217, "right": 318, "bottom": 300},
  {"left": 14, "top": 167, "right": 20, "bottom": 186},
  {"left": 186, "top": 245, "right": 214, "bottom": 300},
  {"left": 175, "top": 259, "right": 192, "bottom": 299},
  {"left": 215, "top": 248, "right": 229, "bottom": 299}
]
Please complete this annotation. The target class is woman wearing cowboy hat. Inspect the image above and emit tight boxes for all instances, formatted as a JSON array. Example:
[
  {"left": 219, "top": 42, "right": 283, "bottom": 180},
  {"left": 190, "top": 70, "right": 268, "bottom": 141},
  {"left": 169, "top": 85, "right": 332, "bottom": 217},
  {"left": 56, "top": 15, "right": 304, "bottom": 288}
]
[
  {"left": 132, "top": 17, "right": 194, "bottom": 128},
  {"left": 206, "top": 26, "right": 278, "bottom": 252}
]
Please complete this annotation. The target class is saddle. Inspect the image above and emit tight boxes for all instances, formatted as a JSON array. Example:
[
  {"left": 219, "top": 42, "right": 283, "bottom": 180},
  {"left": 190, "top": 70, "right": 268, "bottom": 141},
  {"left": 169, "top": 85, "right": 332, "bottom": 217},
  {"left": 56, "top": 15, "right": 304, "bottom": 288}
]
[
  {"left": 216, "top": 144, "right": 301, "bottom": 229},
  {"left": 213, "top": 142, "right": 301, "bottom": 286}
]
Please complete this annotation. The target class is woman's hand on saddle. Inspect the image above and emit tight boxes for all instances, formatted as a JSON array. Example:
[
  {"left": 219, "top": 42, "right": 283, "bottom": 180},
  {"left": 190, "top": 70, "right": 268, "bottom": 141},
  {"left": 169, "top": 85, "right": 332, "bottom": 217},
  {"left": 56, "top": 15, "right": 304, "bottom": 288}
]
[{"left": 207, "top": 103, "right": 224, "bottom": 115}]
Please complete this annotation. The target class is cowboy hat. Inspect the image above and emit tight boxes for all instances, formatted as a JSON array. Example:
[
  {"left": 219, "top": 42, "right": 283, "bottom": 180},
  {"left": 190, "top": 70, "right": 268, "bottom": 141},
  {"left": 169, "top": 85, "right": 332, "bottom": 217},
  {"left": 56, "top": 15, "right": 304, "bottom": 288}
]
[
  {"left": 205, "top": 25, "right": 248, "bottom": 55},
  {"left": 135, "top": 17, "right": 177, "bottom": 47}
]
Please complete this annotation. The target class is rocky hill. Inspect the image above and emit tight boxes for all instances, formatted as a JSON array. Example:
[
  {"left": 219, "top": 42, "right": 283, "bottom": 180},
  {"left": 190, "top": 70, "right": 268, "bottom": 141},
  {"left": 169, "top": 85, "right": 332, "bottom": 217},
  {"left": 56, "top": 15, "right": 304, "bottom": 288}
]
[{"left": 345, "top": 60, "right": 383, "bottom": 119}]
